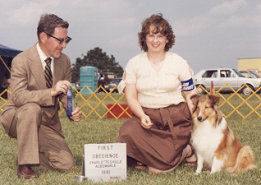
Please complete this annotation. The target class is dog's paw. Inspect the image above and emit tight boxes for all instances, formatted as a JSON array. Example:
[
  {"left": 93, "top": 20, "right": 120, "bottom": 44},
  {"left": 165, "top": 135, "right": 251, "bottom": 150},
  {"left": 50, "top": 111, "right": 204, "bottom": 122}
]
[
  {"left": 210, "top": 169, "right": 220, "bottom": 174},
  {"left": 195, "top": 169, "right": 202, "bottom": 175}
]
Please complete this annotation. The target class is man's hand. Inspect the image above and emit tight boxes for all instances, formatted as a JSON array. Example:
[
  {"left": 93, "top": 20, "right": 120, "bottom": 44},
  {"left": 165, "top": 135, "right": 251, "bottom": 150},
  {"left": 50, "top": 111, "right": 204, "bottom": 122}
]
[
  {"left": 70, "top": 107, "right": 82, "bottom": 122},
  {"left": 51, "top": 80, "right": 71, "bottom": 96},
  {"left": 140, "top": 114, "right": 153, "bottom": 129}
]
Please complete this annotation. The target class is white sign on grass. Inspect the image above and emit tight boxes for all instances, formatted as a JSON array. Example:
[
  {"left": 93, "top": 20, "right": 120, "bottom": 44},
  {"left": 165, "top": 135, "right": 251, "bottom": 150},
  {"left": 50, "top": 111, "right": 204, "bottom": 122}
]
[{"left": 84, "top": 143, "right": 126, "bottom": 182}]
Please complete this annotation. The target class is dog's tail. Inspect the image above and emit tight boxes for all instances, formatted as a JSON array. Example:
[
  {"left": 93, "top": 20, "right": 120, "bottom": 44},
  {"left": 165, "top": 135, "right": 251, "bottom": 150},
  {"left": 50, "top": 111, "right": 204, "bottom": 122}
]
[{"left": 229, "top": 145, "right": 257, "bottom": 173}]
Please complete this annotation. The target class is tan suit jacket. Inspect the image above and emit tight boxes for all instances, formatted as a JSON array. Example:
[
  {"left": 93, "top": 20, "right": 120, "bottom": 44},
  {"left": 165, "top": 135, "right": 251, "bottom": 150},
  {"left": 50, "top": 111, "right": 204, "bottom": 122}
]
[
  {"left": 0, "top": 44, "right": 71, "bottom": 136},
  {"left": 0, "top": 44, "right": 75, "bottom": 169}
]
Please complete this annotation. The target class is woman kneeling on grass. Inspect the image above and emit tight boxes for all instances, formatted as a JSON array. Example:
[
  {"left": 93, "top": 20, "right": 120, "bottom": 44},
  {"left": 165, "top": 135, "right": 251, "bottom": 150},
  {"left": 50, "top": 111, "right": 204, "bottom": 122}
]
[{"left": 117, "top": 13, "right": 197, "bottom": 173}]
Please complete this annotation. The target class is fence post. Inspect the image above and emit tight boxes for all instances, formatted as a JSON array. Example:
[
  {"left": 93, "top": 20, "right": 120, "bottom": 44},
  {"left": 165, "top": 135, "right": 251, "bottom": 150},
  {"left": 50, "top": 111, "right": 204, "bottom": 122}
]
[{"left": 210, "top": 81, "right": 215, "bottom": 95}]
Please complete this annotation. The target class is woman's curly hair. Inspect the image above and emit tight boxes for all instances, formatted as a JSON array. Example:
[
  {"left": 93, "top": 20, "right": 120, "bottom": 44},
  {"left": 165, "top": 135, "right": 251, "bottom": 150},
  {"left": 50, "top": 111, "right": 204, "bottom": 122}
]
[{"left": 138, "top": 13, "right": 175, "bottom": 52}]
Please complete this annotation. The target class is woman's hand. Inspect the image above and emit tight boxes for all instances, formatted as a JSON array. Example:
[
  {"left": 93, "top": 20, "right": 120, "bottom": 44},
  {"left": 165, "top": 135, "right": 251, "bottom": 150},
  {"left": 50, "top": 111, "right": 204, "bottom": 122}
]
[
  {"left": 183, "top": 89, "right": 197, "bottom": 114},
  {"left": 140, "top": 114, "right": 153, "bottom": 129},
  {"left": 125, "top": 83, "right": 153, "bottom": 129}
]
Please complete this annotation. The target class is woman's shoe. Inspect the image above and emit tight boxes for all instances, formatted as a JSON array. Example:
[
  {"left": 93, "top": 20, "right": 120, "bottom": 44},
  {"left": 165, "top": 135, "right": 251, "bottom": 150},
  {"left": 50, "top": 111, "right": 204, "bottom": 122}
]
[
  {"left": 184, "top": 143, "right": 197, "bottom": 166},
  {"left": 135, "top": 162, "right": 147, "bottom": 170}
]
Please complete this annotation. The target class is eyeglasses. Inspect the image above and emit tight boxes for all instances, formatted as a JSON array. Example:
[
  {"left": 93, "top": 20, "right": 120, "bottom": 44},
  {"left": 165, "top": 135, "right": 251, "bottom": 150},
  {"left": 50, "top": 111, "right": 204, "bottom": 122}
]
[{"left": 45, "top": 32, "right": 72, "bottom": 44}]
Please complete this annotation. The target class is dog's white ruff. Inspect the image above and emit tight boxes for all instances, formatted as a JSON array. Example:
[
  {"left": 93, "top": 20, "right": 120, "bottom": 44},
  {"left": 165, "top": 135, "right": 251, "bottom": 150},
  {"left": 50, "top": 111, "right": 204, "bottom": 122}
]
[{"left": 192, "top": 117, "right": 227, "bottom": 174}]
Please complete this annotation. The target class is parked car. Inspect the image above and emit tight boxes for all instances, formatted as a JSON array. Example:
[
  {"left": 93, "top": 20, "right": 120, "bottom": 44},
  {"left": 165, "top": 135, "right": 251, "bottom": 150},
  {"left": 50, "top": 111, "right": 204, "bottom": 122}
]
[
  {"left": 107, "top": 78, "right": 122, "bottom": 92},
  {"left": 98, "top": 72, "right": 116, "bottom": 92},
  {"left": 193, "top": 68, "right": 261, "bottom": 95}
]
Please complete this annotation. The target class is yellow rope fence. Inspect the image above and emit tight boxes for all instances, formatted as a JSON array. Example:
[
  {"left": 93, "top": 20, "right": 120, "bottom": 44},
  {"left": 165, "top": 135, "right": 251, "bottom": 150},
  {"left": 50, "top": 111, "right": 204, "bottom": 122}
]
[
  {"left": 197, "top": 83, "right": 261, "bottom": 119},
  {"left": 1, "top": 84, "right": 261, "bottom": 119}
]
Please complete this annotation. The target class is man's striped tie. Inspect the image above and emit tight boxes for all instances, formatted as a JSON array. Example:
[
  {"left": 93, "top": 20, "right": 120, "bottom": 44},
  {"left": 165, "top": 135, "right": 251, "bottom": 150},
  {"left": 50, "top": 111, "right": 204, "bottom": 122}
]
[{"left": 44, "top": 57, "right": 53, "bottom": 88}]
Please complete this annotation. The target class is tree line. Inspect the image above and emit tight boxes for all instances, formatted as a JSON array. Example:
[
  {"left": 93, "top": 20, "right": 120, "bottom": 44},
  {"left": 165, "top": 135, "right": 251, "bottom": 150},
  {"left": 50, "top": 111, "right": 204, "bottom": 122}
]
[{"left": 71, "top": 47, "right": 124, "bottom": 82}]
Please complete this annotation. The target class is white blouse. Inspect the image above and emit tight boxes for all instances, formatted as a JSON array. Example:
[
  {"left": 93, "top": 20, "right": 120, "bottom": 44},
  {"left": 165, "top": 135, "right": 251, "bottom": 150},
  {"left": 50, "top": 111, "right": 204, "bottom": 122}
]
[{"left": 124, "top": 52, "right": 192, "bottom": 109}]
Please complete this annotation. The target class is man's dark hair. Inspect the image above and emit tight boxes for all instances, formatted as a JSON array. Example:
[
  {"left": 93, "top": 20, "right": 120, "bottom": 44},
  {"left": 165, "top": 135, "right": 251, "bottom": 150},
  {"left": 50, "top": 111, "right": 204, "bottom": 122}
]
[{"left": 37, "top": 14, "right": 69, "bottom": 39}]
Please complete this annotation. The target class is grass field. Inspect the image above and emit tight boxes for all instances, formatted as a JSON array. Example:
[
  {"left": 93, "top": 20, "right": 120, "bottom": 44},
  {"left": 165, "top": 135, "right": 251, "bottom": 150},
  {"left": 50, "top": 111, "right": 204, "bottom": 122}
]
[{"left": 0, "top": 93, "right": 261, "bottom": 184}]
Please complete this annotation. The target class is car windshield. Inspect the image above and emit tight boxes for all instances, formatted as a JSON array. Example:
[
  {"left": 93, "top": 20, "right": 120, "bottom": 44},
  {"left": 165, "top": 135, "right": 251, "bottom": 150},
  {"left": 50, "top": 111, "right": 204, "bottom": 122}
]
[
  {"left": 249, "top": 71, "right": 261, "bottom": 78},
  {"left": 111, "top": 78, "right": 122, "bottom": 83},
  {"left": 240, "top": 71, "right": 260, "bottom": 78},
  {"left": 232, "top": 69, "right": 244, "bottom": 77}
]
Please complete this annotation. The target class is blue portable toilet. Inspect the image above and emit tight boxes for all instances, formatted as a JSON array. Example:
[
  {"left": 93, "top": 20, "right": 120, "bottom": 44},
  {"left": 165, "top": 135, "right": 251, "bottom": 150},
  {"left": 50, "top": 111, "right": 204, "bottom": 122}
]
[{"left": 80, "top": 66, "right": 98, "bottom": 94}]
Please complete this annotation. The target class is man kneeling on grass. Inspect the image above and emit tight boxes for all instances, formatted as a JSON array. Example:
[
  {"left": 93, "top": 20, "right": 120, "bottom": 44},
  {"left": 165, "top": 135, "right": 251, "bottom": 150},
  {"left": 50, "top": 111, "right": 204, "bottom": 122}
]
[{"left": 0, "top": 14, "right": 82, "bottom": 179}]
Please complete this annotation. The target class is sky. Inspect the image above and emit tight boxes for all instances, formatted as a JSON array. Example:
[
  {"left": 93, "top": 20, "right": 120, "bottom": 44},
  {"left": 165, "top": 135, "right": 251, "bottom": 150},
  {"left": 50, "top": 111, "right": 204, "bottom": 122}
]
[{"left": 0, "top": 0, "right": 261, "bottom": 74}]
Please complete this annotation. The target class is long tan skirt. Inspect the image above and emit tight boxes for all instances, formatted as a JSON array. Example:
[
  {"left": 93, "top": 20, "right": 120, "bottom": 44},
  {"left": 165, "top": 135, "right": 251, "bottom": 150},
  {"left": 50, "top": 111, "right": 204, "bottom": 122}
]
[{"left": 118, "top": 102, "right": 192, "bottom": 170}]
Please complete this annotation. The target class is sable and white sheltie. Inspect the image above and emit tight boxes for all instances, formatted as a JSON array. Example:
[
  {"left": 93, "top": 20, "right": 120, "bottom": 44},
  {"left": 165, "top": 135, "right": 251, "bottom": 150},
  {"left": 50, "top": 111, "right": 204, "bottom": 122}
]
[{"left": 190, "top": 94, "right": 256, "bottom": 174}]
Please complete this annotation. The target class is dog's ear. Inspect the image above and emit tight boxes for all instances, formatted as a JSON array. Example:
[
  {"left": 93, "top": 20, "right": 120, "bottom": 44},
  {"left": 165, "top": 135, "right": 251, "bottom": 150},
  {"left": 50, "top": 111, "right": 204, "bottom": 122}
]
[
  {"left": 190, "top": 94, "right": 199, "bottom": 105},
  {"left": 190, "top": 94, "right": 199, "bottom": 112},
  {"left": 208, "top": 95, "right": 220, "bottom": 105}
]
